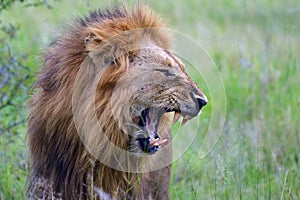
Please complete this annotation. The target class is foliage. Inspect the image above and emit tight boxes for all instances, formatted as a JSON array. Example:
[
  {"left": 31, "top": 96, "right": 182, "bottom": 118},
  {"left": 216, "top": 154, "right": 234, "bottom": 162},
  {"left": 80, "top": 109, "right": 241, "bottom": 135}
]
[
  {"left": 0, "top": 0, "right": 55, "bottom": 11},
  {"left": 0, "top": 27, "right": 30, "bottom": 134},
  {"left": 0, "top": 0, "right": 58, "bottom": 198},
  {"left": 0, "top": 26, "right": 30, "bottom": 200}
]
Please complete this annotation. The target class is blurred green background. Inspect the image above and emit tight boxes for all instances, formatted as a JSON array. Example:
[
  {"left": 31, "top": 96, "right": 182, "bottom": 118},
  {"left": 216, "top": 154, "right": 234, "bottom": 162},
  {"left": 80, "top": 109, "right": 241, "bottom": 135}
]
[{"left": 0, "top": 0, "right": 299, "bottom": 199}]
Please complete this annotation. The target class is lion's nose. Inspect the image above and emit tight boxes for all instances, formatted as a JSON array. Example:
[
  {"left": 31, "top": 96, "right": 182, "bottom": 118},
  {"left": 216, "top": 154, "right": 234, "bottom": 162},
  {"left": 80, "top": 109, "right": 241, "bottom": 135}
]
[
  {"left": 191, "top": 92, "right": 208, "bottom": 112},
  {"left": 196, "top": 97, "right": 207, "bottom": 111}
]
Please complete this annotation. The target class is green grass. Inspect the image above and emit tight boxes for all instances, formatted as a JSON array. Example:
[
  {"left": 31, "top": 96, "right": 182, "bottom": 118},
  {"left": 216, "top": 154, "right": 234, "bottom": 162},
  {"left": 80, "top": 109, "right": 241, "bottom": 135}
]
[{"left": 1, "top": 0, "right": 299, "bottom": 199}]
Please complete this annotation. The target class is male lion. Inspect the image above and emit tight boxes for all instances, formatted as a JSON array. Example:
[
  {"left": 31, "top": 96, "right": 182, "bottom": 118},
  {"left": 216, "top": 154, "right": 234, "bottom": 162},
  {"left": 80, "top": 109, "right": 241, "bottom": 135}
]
[{"left": 27, "top": 5, "right": 207, "bottom": 200}]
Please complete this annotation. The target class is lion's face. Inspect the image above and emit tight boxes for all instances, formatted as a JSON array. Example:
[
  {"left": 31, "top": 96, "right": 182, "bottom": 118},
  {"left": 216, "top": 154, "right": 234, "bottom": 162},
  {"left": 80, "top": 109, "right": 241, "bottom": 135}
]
[{"left": 117, "top": 42, "right": 207, "bottom": 154}]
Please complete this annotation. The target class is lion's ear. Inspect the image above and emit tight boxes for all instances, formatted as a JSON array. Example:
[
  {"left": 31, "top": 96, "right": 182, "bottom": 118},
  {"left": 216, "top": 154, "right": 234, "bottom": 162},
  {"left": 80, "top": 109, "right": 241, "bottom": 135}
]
[{"left": 85, "top": 33, "right": 102, "bottom": 49}]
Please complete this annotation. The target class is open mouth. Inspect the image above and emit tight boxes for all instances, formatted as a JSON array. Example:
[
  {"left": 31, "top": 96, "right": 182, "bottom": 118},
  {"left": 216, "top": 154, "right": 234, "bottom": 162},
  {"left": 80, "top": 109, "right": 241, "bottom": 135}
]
[{"left": 134, "top": 107, "right": 193, "bottom": 154}]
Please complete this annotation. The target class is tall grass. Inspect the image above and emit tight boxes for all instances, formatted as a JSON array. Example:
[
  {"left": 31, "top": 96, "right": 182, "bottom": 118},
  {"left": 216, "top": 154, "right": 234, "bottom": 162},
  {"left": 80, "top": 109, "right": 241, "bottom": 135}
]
[{"left": 0, "top": 0, "right": 299, "bottom": 199}]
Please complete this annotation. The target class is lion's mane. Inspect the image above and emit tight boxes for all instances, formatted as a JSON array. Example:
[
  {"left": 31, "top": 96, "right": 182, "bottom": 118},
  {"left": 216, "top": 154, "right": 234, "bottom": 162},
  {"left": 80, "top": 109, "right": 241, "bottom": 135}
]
[{"left": 27, "top": 5, "right": 170, "bottom": 199}]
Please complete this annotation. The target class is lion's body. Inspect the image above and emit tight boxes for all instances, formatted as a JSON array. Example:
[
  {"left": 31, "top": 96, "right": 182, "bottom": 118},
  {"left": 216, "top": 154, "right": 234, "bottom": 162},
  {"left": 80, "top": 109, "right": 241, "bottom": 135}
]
[{"left": 27, "top": 4, "right": 206, "bottom": 200}]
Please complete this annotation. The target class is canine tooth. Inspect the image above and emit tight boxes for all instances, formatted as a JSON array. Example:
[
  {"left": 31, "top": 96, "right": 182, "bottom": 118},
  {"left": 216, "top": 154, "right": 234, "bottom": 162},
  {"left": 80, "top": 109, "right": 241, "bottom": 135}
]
[
  {"left": 154, "top": 143, "right": 159, "bottom": 146},
  {"left": 181, "top": 116, "right": 190, "bottom": 126},
  {"left": 173, "top": 112, "right": 181, "bottom": 124},
  {"left": 160, "top": 139, "right": 168, "bottom": 145},
  {"left": 166, "top": 57, "right": 173, "bottom": 67}
]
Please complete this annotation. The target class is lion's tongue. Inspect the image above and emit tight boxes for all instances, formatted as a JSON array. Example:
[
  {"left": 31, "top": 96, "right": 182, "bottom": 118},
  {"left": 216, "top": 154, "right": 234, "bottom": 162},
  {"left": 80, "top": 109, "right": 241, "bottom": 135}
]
[
  {"left": 145, "top": 109, "right": 158, "bottom": 141},
  {"left": 145, "top": 109, "right": 168, "bottom": 147}
]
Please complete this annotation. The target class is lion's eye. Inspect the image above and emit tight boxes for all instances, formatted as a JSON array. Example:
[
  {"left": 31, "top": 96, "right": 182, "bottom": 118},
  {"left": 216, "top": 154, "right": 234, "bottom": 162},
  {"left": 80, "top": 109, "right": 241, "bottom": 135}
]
[
  {"left": 129, "top": 56, "right": 134, "bottom": 63},
  {"left": 154, "top": 69, "right": 175, "bottom": 77},
  {"left": 129, "top": 51, "right": 136, "bottom": 63}
]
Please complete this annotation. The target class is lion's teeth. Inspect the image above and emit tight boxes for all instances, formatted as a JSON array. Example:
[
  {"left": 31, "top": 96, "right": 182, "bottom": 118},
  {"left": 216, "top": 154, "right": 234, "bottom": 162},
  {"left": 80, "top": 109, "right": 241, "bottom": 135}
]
[
  {"left": 181, "top": 116, "right": 190, "bottom": 126},
  {"left": 149, "top": 138, "right": 158, "bottom": 146},
  {"left": 173, "top": 112, "right": 181, "bottom": 124},
  {"left": 160, "top": 139, "right": 168, "bottom": 145}
]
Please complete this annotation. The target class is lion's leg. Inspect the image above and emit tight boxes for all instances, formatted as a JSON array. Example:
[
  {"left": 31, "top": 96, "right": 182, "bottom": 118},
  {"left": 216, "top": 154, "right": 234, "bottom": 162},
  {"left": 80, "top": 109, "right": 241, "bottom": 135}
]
[
  {"left": 27, "top": 176, "right": 63, "bottom": 200},
  {"left": 141, "top": 165, "right": 172, "bottom": 200}
]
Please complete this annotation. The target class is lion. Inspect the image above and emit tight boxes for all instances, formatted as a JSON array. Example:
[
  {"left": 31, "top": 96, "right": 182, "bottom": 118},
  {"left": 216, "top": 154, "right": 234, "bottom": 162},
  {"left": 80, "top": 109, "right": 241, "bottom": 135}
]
[{"left": 26, "top": 5, "right": 207, "bottom": 200}]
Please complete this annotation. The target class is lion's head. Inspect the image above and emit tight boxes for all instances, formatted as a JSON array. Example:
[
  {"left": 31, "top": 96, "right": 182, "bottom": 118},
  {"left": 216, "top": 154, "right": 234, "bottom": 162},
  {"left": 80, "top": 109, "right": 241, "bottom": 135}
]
[{"left": 78, "top": 21, "right": 207, "bottom": 158}]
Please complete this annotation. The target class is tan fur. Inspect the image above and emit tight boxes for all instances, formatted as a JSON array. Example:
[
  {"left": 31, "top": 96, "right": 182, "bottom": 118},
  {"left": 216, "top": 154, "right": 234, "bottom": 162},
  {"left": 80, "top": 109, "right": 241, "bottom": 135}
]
[{"left": 27, "top": 5, "right": 206, "bottom": 200}]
